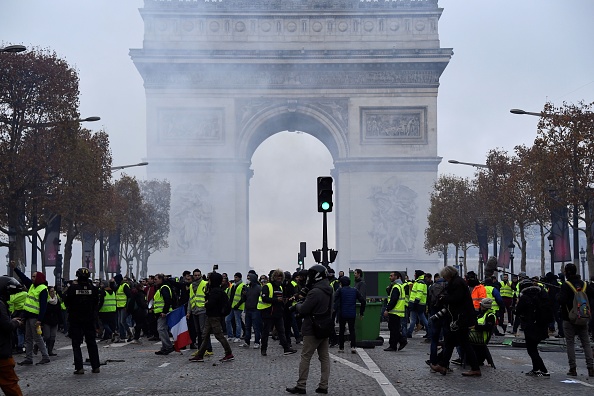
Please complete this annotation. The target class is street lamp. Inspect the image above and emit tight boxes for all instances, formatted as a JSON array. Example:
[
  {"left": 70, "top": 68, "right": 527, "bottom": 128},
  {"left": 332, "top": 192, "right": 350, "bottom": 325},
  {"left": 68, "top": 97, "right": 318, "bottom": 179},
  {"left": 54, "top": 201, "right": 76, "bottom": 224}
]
[
  {"left": 0, "top": 45, "right": 26, "bottom": 53},
  {"left": 579, "top": 247, "right": 586, "bottom": 280},
  {"left": 508, "top": 243, "right": 515, "bottom": 276},
  {"left": 458, "top": 255, "right": 464, "bottom": 275},
  {"left": 511, "top": 108, "right": 580, "bottom": 268},
  {"left": 547, "top": 234, "right": 555, "bottom": 275},
  {"left": 110, "top": 162, "right": 149, "bottom": 172}
]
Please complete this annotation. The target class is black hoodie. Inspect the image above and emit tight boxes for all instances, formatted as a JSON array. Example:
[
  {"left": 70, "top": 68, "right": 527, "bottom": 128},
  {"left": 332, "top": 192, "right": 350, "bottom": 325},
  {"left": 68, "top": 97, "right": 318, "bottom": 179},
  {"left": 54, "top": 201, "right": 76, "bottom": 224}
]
[{"left": 205, "top": 273, "right": 229, "bottom": 318}]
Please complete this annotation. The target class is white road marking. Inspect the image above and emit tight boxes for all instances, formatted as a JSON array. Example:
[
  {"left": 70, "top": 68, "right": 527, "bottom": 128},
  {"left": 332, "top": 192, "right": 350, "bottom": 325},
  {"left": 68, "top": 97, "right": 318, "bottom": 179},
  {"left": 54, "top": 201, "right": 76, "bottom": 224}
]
[
  {"left": 330, "top": 349, "right": 400, "bottom": 396},
  {"left": 561, "top": 379, "right": 594, "bottom": 388},
  {"left": 158, "top": 363, "right": 170, "bottom": 368}
]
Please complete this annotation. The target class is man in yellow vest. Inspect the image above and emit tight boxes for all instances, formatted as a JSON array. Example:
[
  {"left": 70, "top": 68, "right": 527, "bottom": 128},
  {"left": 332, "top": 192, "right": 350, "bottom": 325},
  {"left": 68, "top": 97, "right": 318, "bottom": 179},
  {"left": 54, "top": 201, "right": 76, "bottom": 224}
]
[
  {"left": 499, "top": 273, "right": 514, "bottom": 332},
  {"left": 152, "top": 274, "right": 175, "bottom": 355},
  {"left": 114, "top": 274, "right": 131, "bottom": 343},
  {"left": 407, "top": 270, "right": 429, "bottom": 338},
  {"left": 186, "top": 269, "right": 213, "bottom": 356},
  {"left": 10, "top": 263, "right": 50, "bottom": 366},
  {"left": 383, "top": 271, "right": 407, "bottom": 351},
  {"left": 225, "top": 272, "right": 245, "bottom": 342},
  {"left": 98, "top": 280, "right": 117, "bottom": 342},
  {"left": 8, "top": 286, "right": 26, "bottom": 354}
]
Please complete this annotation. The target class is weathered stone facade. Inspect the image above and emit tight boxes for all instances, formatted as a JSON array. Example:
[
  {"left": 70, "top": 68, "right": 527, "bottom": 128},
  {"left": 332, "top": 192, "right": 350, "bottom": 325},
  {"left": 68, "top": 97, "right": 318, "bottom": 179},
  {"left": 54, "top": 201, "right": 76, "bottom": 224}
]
[{"left": 131, "top": 0, "right": 451, "bottom": 274}]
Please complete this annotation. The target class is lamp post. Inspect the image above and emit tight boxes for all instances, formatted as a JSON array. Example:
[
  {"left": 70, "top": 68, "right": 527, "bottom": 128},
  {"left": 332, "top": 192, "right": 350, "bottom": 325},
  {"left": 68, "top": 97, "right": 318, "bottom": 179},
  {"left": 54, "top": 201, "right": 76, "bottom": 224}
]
[
  {"left": 511, "top": 108, "right": 580, "bottom": 268},
  {"left": 548, "top": 234, "right": 555, "bottom": 275},
  {"left": 458, "top": 255, "right": 464, "bottom": 275},
  {"left": 580, "top": 247, "right": 586, "bottom": 280},
  {"left": 508, "top": 243, "right": 515, "bottom": 276},
  {"left": 0, "top": 45, "right": 26, "bottom": 53}
]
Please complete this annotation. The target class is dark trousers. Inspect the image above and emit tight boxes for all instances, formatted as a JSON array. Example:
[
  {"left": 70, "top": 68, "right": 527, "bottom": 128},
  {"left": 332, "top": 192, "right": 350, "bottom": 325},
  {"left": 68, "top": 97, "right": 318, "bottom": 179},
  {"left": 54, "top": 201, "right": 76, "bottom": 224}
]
[
  {"left": 338, "top": 317, "right": 356, "bottom": 349},
  {"left": 284, "top": 309, "right": 301, "bottom": 344},
  {"left": 69, "top": 320, "right": 100, "bottom": 371},
  {"left": 98, "top": 312, "right": 117, "bottom": 340},
  {"left": 388, "top": 314, "right": 406, "bottom": 349},
  {"left": 197, "top": 316, "right": 231, "bottom": 357},
  {"left": 438, "top": 326, "right": 479, "bottom": 371},
  {"left": 525, "top": 334, "right": 547, "bottom": 372},
  {"left": 261, "top": 316, "right": 289, "bottom": 352}
]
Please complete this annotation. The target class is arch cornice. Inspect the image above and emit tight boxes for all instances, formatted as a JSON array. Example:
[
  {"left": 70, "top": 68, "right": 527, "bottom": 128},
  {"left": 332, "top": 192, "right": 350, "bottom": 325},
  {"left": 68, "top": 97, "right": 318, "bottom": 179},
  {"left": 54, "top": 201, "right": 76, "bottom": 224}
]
[{"left": 236, "top": 98, "right": 349, "bottom": 161}]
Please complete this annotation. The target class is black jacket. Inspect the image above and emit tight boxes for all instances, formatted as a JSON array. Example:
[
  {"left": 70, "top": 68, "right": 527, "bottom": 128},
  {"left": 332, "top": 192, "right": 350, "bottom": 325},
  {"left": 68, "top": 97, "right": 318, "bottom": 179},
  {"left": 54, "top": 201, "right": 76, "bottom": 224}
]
[
  {"left": 440, "top": 274, "right": 476, "bottom": 328},
  {"left": 64, "top": 280, "right": 99, "bottom": 323},
  {"left": 205, "top": 272, "right": 229, "bottom": 318},
  {"left": 0, "top": 300, "right": 18, "bottom": 359},
  {"left": 260, "top": 282, "right": 285, "bottom": 319},
  {"left": 297, "top": 279, "right": 333, "bottom": 337},
  {"left": 558, "top": 276, "right": 594, "bottom": 322}
]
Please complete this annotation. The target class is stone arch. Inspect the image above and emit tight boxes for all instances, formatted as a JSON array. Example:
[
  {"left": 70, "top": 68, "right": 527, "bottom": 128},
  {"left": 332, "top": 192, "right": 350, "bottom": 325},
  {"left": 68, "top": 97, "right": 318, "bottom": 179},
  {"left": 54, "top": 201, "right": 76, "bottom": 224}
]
[{"left": 237, "top": 101, "right": 348, "bottom": 161}]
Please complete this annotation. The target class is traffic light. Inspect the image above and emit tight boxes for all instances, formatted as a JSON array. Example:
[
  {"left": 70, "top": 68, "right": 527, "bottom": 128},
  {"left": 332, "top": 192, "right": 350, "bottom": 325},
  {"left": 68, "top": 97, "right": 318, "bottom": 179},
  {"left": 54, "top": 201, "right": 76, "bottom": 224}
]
[
  {"left": 329, "top": 249, "right": 338, "bottom": 263},
  {"left": 298, "top": 253, "right": 304, "bottom": 268},
  {"left": 312, "top": 249, "right": 322, "bottom": 263},
  {"left": 317, "top": 176, "right": 333, "bottom": 212}
]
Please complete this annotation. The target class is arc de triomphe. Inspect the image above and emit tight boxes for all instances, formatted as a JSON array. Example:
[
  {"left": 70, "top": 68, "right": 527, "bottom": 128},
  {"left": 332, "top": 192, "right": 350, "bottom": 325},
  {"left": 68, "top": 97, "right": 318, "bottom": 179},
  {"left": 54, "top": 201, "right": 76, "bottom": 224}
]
[{"left": 130, "top": 0, "right": 451, "bottom": 276}]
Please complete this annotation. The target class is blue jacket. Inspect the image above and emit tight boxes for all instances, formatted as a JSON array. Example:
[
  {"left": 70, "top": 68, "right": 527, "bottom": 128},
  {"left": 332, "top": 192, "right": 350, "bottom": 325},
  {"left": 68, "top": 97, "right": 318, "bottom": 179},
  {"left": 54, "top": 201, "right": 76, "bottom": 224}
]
[{"left": 334, "top": 286, "right": 365, "bottom": 319}]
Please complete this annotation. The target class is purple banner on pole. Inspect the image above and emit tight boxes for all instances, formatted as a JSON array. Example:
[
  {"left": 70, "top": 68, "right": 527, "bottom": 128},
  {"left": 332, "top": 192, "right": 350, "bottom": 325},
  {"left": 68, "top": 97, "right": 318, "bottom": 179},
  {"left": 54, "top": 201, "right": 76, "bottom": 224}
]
[
  {"left": 107, "top": 230, "right": 120, "bottom": 274},
  {"left": 551, "top": 205, "right": 572, "bottom": 262},
  {"left": 497, "top": 224, "right": 513, "bottom": 268},
  {"left": 82, "top": 231, "right": 95, "bottom": 273},
  {"left": 475, "top": 219, "right": 489, "bottom": 264},
  {"left": 43, "top": 215, "right": 61, "bottom": 267}
]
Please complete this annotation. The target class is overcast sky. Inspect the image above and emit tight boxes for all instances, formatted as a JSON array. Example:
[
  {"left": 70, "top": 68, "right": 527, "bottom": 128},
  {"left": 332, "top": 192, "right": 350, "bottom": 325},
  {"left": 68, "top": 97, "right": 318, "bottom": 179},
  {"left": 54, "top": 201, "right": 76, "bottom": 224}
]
[{"left": 2, "top": 0, "right": 593, "bottom": 278}]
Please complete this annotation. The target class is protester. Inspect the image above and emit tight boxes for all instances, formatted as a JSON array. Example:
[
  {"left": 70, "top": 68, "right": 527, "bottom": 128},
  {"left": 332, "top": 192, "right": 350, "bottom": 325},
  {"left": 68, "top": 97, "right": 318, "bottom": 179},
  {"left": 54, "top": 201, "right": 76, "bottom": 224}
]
[
  {"left": 334, "top": 276, "right": 365, "bottom": 353},
  {"left": 0, "top": 276, "right": 25, "bottom": 395}
]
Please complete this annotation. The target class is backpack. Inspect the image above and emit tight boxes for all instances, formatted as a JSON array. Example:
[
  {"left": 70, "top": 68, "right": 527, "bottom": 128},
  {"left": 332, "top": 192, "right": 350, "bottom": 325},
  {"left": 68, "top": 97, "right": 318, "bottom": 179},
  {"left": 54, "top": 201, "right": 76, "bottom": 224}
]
[{"left": 565, "top": 281, "right": 591, "bottom": 326}]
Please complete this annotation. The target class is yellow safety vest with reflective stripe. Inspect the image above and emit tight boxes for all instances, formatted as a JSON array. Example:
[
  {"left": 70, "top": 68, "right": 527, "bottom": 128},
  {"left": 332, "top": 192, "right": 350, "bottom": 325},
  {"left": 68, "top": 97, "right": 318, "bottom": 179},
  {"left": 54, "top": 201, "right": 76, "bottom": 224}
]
[
  {"left": 387, "top": 283, "right": 406, "bottom": 317},
  {"left": 290, "top": 280, "right": 298, "bottom": 306},
  {"left": 257, "top": 284, "right": 282, "bottom": 310},
  {"left": 154, "top": 284, "right": 172, "bottom": 314},
  {"left": 409, "top": 280, "right": 428, "bottom": 305},
  {"left": 24, "top": 284, "right": 48, "bottom": 315},
  {"left": 470, "top": 310, "right": 496, "bottom": 344},
  {"left": 8, "top": 291, "right": 27, "bottom": 314},
  {"left": 116, "top": 283, "right": 129, "bottom": 308},
  {"left": 59, "top": 296, "right": 67, "bottom": 311},
  {"left": 231, "top": 282, "right": 245, "bottom": 310},
  {"left": 189, "top": 280, "right": 207, "bottom": 309},
  {"left": 499, "top": 281, "right": 513, "bottom": 298},
  {"left": 99, "top": 290, "right": 117, "bottom": 313},
  {"left": 484, "top": 286, "right": 499, "bottom": 312}
]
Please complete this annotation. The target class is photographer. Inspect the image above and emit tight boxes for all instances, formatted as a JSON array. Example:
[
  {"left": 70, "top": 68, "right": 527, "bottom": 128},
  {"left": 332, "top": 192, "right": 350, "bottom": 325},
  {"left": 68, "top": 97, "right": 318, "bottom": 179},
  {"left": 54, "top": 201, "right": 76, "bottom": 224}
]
[
  {"left": 430, "top": 266, "right": 480, "bottom": 377},
  {"left": 427, "top": 275, "right": 448, "bottom": 366}
]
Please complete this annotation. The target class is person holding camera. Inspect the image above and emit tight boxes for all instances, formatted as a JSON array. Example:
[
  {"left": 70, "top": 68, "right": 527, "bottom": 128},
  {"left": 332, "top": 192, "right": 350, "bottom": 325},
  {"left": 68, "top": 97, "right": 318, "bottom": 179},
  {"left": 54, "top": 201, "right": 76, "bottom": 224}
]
[
  {"left": 286, "top": 264, "right": 333, "bottom": 395},
  {"left": 0, "top": 276, "right": 25, "bottom": 395},
  {"left": 430, "top": 266, "right": 481, "bottom": 377}
]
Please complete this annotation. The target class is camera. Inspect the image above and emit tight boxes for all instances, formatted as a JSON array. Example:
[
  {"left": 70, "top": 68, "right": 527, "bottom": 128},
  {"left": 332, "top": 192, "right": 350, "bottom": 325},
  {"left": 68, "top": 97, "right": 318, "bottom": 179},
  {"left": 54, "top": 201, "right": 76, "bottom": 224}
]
[{"left": 429, "top": 307, "right": 448, "bottom": 321}]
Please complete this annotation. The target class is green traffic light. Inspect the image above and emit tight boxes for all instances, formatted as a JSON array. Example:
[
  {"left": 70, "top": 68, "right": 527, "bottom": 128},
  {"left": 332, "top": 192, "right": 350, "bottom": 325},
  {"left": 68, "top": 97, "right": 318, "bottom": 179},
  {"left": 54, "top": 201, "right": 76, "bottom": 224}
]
[{"left": 321, "top": 202, "right": 330, "bottom": 211}]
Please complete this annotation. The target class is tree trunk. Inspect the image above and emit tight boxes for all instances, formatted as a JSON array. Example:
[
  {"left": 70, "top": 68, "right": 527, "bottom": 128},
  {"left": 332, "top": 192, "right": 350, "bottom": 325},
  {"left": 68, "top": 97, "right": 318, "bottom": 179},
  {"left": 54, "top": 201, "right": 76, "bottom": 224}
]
[
  {"left": 63, "top": 220, "right": 77, "bottom": 280},
  {"left": 519, "top": 223, "right": 527, "bottom": 274}
]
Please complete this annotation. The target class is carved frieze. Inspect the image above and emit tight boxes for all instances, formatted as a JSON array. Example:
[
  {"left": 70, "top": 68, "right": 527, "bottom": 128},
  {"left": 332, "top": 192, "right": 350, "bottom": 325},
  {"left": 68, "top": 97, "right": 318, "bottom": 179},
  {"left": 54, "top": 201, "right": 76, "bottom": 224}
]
[
  {"left": 145, "top": 68, "right": 440, "bottom": 90},
  {"left": 369, "top": 178, "right": 418, "bottom": 254},
  {"left": 171, "top": 184, "right": 213, "bottom": 256},
  {"left": 360, "top": 107, "right": 427, "bottom": 145},
  {"left": 236, "top": 98, "right": 348, "bottom": 135},
  {"left": 158, "top": 108, "right": 225, "bottom": 144}
]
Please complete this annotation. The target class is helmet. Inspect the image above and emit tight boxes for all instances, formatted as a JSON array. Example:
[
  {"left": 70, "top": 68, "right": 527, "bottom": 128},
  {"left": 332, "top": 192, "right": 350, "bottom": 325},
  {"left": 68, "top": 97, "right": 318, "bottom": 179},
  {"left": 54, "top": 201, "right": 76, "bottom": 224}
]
[
  {"left": 76, "top": 267, "right": 90, "bottom": 281},
  {"left": 307, "top": 264, "right": 328, "bottom": 286},
  {"left": 0, "top": 276, "right": 22, "bottom": 299}
]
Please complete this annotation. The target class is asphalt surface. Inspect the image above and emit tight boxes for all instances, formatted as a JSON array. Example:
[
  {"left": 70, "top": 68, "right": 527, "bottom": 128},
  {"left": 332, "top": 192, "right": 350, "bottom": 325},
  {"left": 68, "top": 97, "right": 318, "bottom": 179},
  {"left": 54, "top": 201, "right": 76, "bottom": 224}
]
[{"left": 13, "top": 324, "right": 594, "bottom": 396}]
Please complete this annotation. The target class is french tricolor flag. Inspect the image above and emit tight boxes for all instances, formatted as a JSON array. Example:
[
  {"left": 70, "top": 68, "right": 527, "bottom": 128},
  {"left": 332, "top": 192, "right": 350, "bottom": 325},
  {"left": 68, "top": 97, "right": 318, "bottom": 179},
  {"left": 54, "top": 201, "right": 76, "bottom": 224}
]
[{"left": 166, "top": 306, "right": 192, "bottom": 352}]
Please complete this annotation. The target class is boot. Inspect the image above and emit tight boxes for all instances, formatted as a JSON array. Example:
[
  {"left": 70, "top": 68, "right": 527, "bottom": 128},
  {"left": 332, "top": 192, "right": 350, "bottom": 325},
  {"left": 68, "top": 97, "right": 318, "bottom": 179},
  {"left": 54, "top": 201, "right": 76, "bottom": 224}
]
[
  {"left": 588, "top": 367, "right": 594, "bottom": 377},
  {"left": 567, "top": 367, "right": 577, "bottom": 376},
  {"left": 47, "top": 339, "right": 57, "bottom": 357}
]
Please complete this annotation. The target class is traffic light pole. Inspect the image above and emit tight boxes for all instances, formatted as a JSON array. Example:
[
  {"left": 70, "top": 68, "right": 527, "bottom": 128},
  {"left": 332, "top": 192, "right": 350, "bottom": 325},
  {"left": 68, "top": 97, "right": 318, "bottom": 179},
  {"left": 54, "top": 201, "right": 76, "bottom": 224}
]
[{"left": 322, "top": 211, "right": 329, "bottom": 268}]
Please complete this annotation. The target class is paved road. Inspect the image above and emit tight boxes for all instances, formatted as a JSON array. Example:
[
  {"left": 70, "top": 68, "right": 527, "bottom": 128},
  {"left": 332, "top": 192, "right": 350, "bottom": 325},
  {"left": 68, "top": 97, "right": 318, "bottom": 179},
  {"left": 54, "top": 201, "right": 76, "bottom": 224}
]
[{"left": 13, "top": 324, "right": 594, "bottom": 396}]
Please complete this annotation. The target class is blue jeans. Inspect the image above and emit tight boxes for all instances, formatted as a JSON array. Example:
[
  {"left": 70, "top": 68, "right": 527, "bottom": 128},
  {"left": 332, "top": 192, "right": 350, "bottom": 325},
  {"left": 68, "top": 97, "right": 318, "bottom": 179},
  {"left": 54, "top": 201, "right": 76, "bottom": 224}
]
[
  {"left": 244, "top": 309, "right": 262, "bottom": 344},
  {"left": 117, "top": 308, "right": 128, "bottom": 339},
  {"left": 407, "top": 304, "right": 428, "bottom": 337},
  {"left": 225, "top": 309, "right": 242, "bottom": 338}
]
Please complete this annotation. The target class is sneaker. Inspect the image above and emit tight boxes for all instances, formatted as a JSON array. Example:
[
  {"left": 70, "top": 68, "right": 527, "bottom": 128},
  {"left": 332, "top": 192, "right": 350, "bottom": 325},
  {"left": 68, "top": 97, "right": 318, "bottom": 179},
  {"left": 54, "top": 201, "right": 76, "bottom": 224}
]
[
  {"left": 233, "top": 338, "right": 240, "bottom": 343},
  {"left": 129, "top": 339, "right": 142, "bottom": 345},
  {"left": 351, "top": 347, "right": 357, "bottom": 354},
  {"left": 191, "top": 350, "right": 200, "bottom": 357},
  {"left": 253, "top": 343, "right": 260, "bottom": 349},
  {"left": 525, "top": 370, "right": 539, "bottom": 376},
  {"left": 284, "top": 348, "right": 297, "bottom": 355},
  {"left": 536, "top": 371, "right": 550, "bottom": 377},
  {"left": 241, "top": 342, "right": 250, "bottom": 348},
  {"left": 204, "top": 351, "right": 214, "bottom": 357},
  {"left": 189, "top": 356, "right": 204, "bottom": 362},
  {"left": 18, "top": 360, "right": 33, "bottom": 366},
  {"left": 73, "top": 369, "right": 85, "bottom": 375},
  {"left": 36, "top": 358, "right": 50, "bottom": 365},
  {"left": 220, "top": 354, "right": 234, "bottom": 362},
  {"left": 155, "top": 348, "right": 174, "bottom": 355},
  {"left": 338, "top": 348, "right": 345, "bottom": 353}
]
